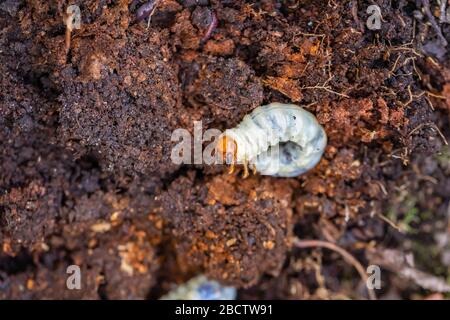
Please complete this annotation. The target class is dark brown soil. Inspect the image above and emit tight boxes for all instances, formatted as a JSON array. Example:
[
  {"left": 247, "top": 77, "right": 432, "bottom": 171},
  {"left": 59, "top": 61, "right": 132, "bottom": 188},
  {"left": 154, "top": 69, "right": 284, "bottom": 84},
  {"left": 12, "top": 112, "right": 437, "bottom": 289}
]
[{"left": 1, "top": 0, "right": 449, "bottom": 299}]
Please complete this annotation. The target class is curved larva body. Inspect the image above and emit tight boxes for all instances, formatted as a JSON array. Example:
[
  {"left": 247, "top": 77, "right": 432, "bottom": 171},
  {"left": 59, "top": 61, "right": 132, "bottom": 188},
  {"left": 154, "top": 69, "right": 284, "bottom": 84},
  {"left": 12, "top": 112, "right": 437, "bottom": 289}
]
[{"left": 223, "top": 103, "right": 327, "bottom": 177}]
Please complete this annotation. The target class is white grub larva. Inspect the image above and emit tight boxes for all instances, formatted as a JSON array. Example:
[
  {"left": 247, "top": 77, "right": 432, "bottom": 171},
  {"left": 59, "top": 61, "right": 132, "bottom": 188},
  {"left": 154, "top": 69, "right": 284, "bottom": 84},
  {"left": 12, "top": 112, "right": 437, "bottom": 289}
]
[{"left": 216, "top": 103, "right": 327, "bottom": 178}]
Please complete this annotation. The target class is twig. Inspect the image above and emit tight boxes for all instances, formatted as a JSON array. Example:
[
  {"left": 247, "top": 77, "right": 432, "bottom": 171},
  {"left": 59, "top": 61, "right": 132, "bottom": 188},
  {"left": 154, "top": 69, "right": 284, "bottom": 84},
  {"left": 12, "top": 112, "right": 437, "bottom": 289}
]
[
  {"left": 426, "top": 91, "right": 447, "bottom": 99},
  {"left": 376, "top": 213, "right": 404, "bottom": 233},
  {"left": 424, "top": 96, "right": 435, "bottom": 110},
  {"left": 65, "top": 11, "right": 75, "bottom": 53},
  {"left": 401, "top": 85, "right": 414, "bottom": 107},
  {"left": 431, "top": 123, "right": 448, "bottom": 145},
  {"left": 301, "top": 85, "right": 350, "bottom": 98},
  {"left": 292, "top": 238, "right": 377, "bottom": 300},
  {"left": 201, "top": 11, "right": 218, "bottom": 44},
  {"left": 375, "top": 181, "right": 388, "bottom": 196},
  {"left": 389, "top": 54, "right": 402, "bottom": 75},
  {"left": 301, "top": 75, "right": 350, "bottom": 98},
  {"left": 408, "top": 122, "right": 449, "bottom": 145},
  {"left": 390, "top": 46, "right": 423, "bottom": 57}
]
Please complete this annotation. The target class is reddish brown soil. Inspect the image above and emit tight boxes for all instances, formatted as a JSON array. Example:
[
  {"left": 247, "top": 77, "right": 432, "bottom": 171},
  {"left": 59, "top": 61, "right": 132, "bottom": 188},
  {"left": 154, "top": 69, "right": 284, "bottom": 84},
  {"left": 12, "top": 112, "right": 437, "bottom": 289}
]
[{"left": 1, "top": 0, "right": 449, "bottom": 299}]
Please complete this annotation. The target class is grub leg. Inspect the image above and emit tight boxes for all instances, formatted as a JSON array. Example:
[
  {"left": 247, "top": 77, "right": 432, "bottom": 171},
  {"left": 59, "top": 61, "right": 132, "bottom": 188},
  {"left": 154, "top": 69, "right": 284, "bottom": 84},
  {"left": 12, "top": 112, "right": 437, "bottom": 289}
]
[{"left": 242, "top": 160, "right": 249, "bottom": 179}]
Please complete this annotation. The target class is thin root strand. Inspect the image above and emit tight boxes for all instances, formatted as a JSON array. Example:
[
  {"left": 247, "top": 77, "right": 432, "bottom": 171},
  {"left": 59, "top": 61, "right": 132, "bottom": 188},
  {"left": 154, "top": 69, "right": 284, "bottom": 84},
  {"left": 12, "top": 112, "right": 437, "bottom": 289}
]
[{"left": 292, "top": 238, "right": 377, "bottom": 300}]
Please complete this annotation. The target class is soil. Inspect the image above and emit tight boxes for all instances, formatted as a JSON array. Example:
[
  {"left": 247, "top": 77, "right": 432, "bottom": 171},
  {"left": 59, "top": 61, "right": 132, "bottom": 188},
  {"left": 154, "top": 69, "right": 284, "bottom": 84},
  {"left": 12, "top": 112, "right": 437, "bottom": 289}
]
[{"left": 1, "top": 0, "right": 449, "bottom": 299}]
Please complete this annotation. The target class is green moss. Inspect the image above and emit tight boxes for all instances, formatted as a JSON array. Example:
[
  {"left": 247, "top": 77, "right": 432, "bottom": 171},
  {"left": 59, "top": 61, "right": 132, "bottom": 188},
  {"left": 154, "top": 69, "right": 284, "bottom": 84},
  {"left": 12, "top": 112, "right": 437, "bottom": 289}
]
[
  {"left": 436, "top": 146, "right": 450, "bottom": 169},
  {"left": 387, "top": 196, "right": 420, "bottom": 234}
]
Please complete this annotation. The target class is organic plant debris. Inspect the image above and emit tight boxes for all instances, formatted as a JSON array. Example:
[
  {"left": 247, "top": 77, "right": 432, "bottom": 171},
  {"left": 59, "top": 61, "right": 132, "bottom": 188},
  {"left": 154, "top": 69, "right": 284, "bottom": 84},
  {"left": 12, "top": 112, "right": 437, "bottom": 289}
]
[{"left": 1, "top": 0, "right": 450, "bottom": 299}]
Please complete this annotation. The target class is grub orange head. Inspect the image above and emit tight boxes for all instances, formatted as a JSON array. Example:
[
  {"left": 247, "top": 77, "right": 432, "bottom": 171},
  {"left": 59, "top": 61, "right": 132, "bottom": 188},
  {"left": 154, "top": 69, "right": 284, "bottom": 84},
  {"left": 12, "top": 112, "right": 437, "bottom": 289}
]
[{"left": 216, "top": 135, "right": 238, "bottom": 165}]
